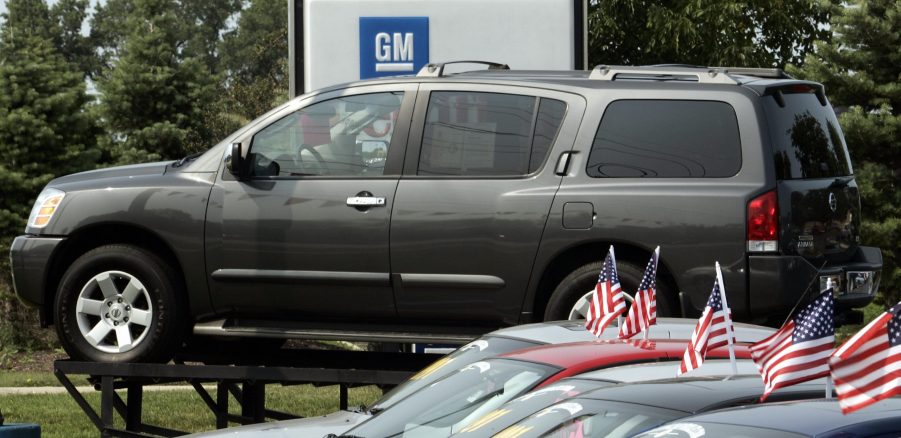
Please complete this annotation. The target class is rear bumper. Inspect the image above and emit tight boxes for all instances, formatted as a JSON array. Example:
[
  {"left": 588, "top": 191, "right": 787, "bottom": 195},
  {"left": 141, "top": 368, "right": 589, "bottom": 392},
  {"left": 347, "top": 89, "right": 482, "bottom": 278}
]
[
  {"left": 749, "top": 246, "right": 882, "bottom": 318},
  {"left": 9, "top": 235, "right": 65, "bottom": 310}
]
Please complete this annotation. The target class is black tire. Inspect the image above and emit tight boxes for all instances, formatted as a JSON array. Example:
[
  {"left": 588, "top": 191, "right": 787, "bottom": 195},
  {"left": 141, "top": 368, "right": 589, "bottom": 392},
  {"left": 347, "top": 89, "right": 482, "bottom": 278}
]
[
  {"left": 55, "top": 244, "right": 185, "bottom": 363},
  {"left": 544, "top": 259, "right": 675, "bottom": 321}
]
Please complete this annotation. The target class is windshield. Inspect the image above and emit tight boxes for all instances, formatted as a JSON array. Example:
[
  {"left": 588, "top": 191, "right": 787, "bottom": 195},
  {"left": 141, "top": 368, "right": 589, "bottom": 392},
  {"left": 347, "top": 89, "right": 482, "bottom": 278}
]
[
  {"left": 634, "top": 422, "right": 807, "bottom": 438},
  {"left": 453, "top": 378, "right": 608, "bottom": 437},
  {"left": 345, "top": 358, "right": 558, "bottom": 438},
  {"left": 370, "top": 336, "right": 540, "bottom": 412},
  {"left": 495, "top": 398, "right": 683, "bottom": 438}
]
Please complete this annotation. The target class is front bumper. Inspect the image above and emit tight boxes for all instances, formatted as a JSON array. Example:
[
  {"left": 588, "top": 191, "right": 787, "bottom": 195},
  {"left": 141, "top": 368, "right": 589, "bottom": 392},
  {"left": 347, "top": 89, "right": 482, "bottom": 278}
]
[
  {"left": 9, "top": 235, "right": 65, "bottom": 310},
  {"left": 749, "top": 246, "right": 882, "bottom": 318}
]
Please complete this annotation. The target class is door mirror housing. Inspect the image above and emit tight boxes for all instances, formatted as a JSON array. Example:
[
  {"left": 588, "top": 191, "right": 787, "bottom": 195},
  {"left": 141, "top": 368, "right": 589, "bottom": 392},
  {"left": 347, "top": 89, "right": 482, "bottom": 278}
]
[{"left": 228, "top": 142, "right": 244, "bottom": 177}]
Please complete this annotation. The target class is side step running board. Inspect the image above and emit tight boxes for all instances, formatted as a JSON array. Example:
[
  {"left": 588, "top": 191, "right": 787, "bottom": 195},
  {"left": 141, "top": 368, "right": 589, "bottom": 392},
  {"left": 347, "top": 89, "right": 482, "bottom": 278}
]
[{"left": 193, "top": 320, "right": 476, "bottom": 344}]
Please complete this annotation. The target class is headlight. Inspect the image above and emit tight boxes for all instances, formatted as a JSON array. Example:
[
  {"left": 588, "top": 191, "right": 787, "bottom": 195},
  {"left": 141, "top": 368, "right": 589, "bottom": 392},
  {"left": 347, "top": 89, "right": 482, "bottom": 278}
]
[{"left": 27, "top": 188, "right": 65, "bottom": 229}]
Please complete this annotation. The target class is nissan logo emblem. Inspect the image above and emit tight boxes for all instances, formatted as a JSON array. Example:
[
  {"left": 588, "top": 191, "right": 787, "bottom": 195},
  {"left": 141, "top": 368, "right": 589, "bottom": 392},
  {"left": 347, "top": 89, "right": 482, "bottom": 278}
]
[{"left": 828, "top": 192, "right": 837, "bottom": 212}]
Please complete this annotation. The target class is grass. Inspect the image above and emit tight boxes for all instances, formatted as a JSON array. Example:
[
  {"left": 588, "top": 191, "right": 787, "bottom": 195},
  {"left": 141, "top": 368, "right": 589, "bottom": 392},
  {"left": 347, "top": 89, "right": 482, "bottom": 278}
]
[
  {"left": 0, "top": 383, "right": 381, "bottom": 438},
  {"left": 835, "top": 301, "right": 885, "bottom": 343},
  {"left": 0, "top": 371, "right": 58, "bottom": 387}
]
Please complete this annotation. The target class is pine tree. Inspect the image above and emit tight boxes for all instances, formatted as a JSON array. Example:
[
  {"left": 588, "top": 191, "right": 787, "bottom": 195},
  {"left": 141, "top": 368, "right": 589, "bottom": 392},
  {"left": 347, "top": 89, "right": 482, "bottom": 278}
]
[
  {"left": 790, "top": 0, "right": 901, "bottom": 305},
  {"left": 220, "top": 0, "right": 289, "bottom": 120},
  {"left": 0, "top": 0, "right": 98, "bottom": 349},
  {"left": 98, "top": 0, "right": 217, "bottom": 161}
]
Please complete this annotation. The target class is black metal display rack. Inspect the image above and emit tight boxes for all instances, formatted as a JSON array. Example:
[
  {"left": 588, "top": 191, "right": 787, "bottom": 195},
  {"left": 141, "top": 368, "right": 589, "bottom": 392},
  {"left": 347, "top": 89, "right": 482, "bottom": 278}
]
[{"left": 54, "top": 348, "right": 441, "bottom": 438}]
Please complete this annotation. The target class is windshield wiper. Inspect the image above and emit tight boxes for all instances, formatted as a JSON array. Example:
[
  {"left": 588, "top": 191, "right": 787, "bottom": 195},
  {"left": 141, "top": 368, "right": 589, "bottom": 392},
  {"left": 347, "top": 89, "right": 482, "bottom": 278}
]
[{"left": 172, "top": 152, "right": 204, "bottom": 168}]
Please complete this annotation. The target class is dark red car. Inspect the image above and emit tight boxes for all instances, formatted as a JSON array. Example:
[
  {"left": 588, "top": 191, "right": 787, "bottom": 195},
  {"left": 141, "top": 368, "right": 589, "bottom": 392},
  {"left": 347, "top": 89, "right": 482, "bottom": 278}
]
[{"left": 337, "top": 339, "right": 752, "bottom": 438}]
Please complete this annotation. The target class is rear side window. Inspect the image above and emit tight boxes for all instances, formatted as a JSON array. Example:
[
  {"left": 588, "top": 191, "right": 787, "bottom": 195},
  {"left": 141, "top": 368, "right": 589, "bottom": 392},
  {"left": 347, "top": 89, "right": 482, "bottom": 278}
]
[
  {"left": 765, "top": 91, "right": 853, "bottom": 179},
  {"left": 418, "top": 92, "right": 566, "bottom": 176},
  {"left": 587, "top": 100, "right": 742, "bottom": 178}
]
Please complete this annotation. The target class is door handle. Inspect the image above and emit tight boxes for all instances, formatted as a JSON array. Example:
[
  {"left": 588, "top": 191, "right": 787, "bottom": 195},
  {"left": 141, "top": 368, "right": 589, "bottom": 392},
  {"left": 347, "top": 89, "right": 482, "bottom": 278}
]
[
  {"left": 346, "top": 196, "right": 386, "bottom": 206},
  {"left": 347, "top": 191, "right": 386, "bottom": 211}
]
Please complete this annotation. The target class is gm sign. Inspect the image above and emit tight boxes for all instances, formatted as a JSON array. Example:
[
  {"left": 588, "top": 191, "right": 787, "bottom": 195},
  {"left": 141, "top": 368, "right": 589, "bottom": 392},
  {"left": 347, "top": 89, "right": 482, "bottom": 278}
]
[{"left": 359, "top": 17, "right": 429, "bottom": 79}]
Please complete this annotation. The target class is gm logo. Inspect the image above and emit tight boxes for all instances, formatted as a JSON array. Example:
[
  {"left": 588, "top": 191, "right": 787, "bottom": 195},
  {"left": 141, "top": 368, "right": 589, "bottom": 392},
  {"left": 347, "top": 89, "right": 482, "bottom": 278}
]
[{"left": 359, "top": 17, "right": 429, "bottom": 79}]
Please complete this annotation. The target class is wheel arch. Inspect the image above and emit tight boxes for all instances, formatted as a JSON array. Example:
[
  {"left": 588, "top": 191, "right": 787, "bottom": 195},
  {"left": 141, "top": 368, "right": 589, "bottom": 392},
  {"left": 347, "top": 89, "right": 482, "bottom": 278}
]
[
  {"left": 44, "top": 222, "right": 189, "bottom": 325},
  {"left": 530, "top": 240, "right": 681, "bottom": 320}
]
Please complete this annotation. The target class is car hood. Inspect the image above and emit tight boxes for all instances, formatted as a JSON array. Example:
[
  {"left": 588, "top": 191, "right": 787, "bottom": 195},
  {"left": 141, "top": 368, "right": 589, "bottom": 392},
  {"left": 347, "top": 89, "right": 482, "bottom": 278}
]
[
  {"left": 184, "top": 410, "right": 369, "bottom": 437},
  {"left": 48, "top": 161, "right": 171, "bottom": 187}
]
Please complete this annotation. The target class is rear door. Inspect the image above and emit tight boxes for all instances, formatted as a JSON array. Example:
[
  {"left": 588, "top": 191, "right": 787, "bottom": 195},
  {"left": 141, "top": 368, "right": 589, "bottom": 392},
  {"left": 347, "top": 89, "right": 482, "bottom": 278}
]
[
  {"left": 763, "top": 88, "right": 859, "bottom": 263},
  {"left": 206, "top": 84, "right": 416, "bottom": 320},
  {"left": 390, "top": 84, "right": 585, "bottom": 324}
]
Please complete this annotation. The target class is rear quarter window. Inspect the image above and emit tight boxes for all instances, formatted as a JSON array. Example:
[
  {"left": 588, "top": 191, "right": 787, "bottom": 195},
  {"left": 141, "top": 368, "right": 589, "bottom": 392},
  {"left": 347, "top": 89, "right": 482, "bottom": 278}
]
[
  {"left": 765, "top": 91, "right": 853, "bottom": 180},
  {"left": 587, "top": 100, "right": 742, "bottom": 178}
]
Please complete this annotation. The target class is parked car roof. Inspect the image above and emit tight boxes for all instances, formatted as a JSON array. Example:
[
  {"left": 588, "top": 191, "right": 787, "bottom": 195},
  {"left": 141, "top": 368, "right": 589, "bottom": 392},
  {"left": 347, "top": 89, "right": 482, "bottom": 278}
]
[
  {"left": 637, "top": 398, "right": 901, "bottom": 437},
  {"left": 490, "top": 318, "right": 774, "bottom": 345},
  {"left": 497, "top": 339, "right": 751, "bottom": 379}
]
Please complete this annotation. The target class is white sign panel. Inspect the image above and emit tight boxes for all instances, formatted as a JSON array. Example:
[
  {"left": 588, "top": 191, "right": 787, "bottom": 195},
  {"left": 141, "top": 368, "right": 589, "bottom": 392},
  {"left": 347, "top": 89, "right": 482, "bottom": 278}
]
[{"left": 302, "top": 0, "right": 579, "bottom": 92}]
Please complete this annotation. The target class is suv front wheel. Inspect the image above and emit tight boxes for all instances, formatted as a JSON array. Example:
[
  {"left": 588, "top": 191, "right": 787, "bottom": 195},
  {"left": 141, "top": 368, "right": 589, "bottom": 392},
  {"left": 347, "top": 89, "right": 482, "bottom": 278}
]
[
  {"left": 55, "top": 244, "right": 184, "bottom": 363},
  {"left": 545, "top": 260, "right": 674, "bottom": 322}
]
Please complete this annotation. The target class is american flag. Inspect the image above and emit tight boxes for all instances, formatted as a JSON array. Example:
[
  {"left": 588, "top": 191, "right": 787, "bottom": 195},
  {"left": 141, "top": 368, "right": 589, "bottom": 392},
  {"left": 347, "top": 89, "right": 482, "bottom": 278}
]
[
  {"left": 585, "top": 246, "right": 624, "bottom": 337},
  {"left": 678, "top": 277, "right": 734, "bottom": 375},
  {"left": 751, "top": 288, "right": 835, "bottom": 401},
  {"left": 830, "top": 301, "right": 901, "bottom": 414},
  {"left": 619, "top": 247, "right": 659, "bottom": 339}
]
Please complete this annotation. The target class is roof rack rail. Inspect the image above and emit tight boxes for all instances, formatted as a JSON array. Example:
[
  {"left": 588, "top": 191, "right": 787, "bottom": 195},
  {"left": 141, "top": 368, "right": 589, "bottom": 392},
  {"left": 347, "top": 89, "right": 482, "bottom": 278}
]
[
  {"left": 589, "top": 65, "right": 739, "bottom": 84},
  {"left": 710, "top": 67, "right": 793, "bottom": 79},
  {"left": 417, "top": 61, "right": 510, "bottom": 77}
]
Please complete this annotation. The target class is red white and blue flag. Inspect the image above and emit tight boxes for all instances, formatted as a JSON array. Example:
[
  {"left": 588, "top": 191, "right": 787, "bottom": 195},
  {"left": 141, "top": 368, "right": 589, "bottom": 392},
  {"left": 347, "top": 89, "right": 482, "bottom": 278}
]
[
  {"left": 678, "top": 276, "right": 735, "bottom": 375},
  {"left": 830, "top": 301, "right": 901, "bottom": 414},
  {"left": 620, "top": 247, "right": 659, "bottom": 339},
  {"left": 751, "top": 287, "right": 835, "bottom": 401},
  {"left": 586, "top": 246, "right": 624, "bottom": 337}
]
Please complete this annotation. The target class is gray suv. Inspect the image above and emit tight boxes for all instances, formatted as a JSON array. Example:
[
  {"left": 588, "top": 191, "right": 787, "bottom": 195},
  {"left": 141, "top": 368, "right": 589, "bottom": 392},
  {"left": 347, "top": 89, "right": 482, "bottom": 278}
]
[{"left": 9, "top": 64, "right": 882, "bottom": 362}]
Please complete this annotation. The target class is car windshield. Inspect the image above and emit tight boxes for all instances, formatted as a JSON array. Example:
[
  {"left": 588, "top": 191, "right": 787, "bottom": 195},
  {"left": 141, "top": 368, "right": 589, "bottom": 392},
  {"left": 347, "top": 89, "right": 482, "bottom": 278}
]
[
  {"left": 495, "top": 398, "right": 684, "bottom": 438},
  {"left": 369, "top": 336, "right": 540, "bottom": 413},
  {"left": 344, "top": 358, "right": 559, "bottom": 438},
  {"left": 452, "top": 378, "right": 608, "bottom": 437},
  {"left": 633, "top": 422, "right": 807, "bottom": 438}
]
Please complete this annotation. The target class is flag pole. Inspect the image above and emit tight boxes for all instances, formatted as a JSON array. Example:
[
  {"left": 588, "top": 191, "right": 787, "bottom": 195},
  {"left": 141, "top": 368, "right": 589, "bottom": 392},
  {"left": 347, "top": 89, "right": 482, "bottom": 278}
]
[
  {"left": 643, "top": 247, "right": 660, "bottom": 341},
  {"left": 824, "top": 277, "right": 834, "bottom": 399},
  {"left": 715, "top": 262, "right": 737, "bottom": 376},
  {"left": 611, "top": 246, "right": 624, "bottom": 330}
]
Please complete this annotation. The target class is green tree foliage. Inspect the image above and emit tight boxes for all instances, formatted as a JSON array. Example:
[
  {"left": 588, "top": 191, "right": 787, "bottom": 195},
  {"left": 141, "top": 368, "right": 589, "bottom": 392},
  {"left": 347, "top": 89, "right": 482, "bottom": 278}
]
[
  {"left": 91, "top": 0, "right": 241, "bottom": 76},
  {"left": 220, "top": 0, "right": 289, "bottom": 121},
  {"left": 589, "top": 0, "right": 835, "bottom": 68},
  {"left": 98, "top": 0, "right": 218, "bottom": 161},
  {"left": 50, "top": 0, "right": 96, "bottom": 78},
  {"left": 790, "top": 0, "right": 901, "bottom": 305},
  {"left": 0, "top": 0, "right": 99, "bottom": 349}
]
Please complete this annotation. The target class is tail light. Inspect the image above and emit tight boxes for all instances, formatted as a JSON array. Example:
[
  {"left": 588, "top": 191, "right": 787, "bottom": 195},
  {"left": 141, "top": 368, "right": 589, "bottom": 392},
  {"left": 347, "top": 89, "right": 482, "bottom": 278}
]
[{"left": 748, "top": 190, "right": 778, "bottom": 252}]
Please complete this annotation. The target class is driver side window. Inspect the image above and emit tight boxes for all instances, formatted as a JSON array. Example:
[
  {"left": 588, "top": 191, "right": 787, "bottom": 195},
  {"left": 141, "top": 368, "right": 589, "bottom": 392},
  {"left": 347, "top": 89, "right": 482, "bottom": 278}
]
[{"left": 249, "top": 92, "right": 403, "bottom": 177}]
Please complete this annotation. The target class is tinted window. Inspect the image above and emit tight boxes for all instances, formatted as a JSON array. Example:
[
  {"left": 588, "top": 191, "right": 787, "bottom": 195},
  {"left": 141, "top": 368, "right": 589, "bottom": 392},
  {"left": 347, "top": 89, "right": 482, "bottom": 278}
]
[
  {"left": 587, "top": 100, "right": 742, "bottom": 178},
  {"left": 766, "top": 91, "right": 853, "bottom": 180},
  {"left": 530, "top": 98, "right": 568, "bottom": 173},
  {"left": 249, "top": 92, "right": 402, "bottom": 177},
  {"left": 419, "top": 92, "right": 566, "bottom": 176}
]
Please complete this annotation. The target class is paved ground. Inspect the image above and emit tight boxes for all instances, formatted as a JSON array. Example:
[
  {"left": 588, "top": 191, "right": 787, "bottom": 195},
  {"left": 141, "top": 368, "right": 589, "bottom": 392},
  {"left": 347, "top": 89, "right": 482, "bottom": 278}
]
[{"left": 0, "top": 384, "right": 213, "bottom": 395}]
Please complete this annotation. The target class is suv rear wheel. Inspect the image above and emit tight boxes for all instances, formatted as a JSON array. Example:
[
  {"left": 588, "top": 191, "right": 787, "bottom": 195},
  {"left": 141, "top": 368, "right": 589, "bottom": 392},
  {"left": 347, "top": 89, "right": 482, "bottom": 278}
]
[
  {"left": 544, "top": 260, "right": 674, "bottom": 321},
  {"left": 55, "top": 244, "right": 184, "bottom": 363}
]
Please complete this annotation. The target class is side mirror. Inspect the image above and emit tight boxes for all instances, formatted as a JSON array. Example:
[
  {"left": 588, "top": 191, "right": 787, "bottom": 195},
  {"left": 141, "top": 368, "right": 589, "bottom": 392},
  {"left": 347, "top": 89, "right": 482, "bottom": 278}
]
[{"left": 228, "top": 142, "right": 244, "bottom": 177}]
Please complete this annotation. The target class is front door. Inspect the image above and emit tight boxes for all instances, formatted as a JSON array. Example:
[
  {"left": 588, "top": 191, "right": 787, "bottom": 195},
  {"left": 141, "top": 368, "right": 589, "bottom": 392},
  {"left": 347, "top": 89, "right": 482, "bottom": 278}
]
[{"left": 206, "top": 85, "right": 416, "bottom": 321}]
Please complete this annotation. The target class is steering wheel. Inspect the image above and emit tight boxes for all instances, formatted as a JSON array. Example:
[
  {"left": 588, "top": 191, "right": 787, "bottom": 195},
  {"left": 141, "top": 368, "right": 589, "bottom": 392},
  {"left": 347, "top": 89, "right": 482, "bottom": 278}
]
[{"left": 297, "top": 144, "right": 329, "bottom": 175}]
